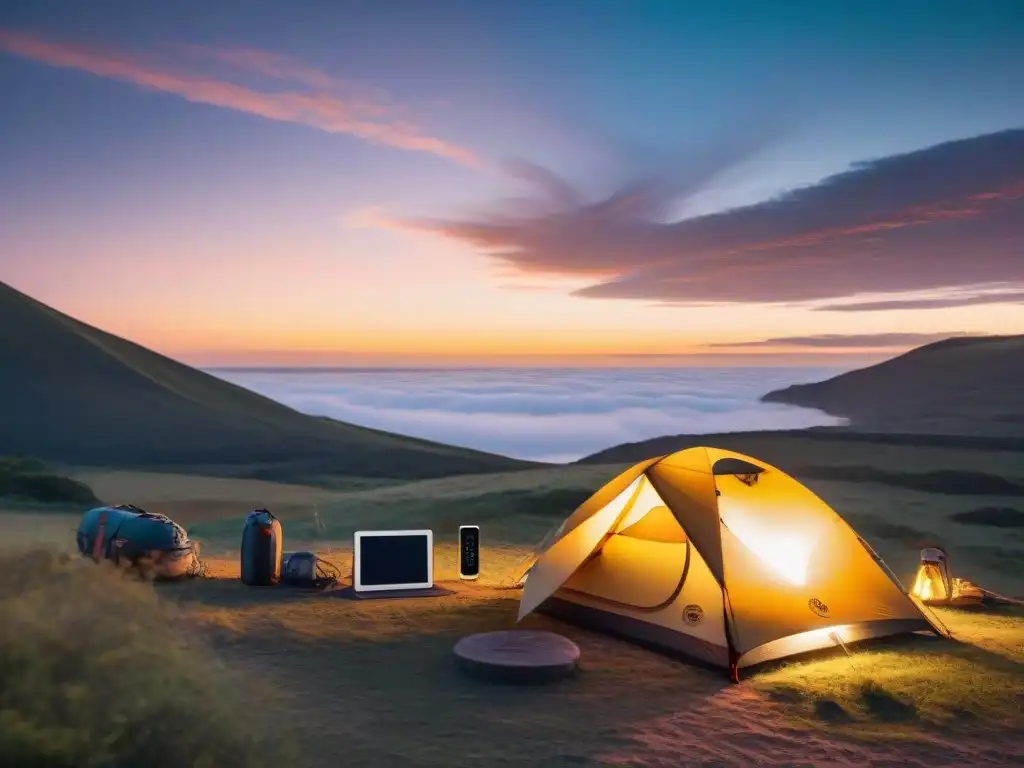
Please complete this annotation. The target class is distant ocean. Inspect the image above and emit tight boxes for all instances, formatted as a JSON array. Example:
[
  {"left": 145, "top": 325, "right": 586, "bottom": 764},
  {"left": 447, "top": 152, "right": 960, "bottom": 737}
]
[{"left": 207, "top": 367, "right": 848, "bottom": 464}]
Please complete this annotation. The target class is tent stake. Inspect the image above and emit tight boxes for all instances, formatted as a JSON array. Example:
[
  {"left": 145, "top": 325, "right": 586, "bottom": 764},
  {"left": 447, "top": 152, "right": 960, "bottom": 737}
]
[{"left": 829, "top": 631, "right": 857, "bottom": 670}]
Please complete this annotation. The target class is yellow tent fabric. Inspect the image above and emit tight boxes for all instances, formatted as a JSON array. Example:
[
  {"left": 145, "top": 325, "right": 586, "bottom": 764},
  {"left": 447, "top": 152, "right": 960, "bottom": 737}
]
[{"left": 517, "top": 447, "right": 945, "bottom": 680}]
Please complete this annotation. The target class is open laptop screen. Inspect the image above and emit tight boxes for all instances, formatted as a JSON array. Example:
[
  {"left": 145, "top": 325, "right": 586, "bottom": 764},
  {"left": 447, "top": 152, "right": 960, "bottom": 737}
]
[{"left": 353, "top": 530, "right": 433, "bottom": 591}]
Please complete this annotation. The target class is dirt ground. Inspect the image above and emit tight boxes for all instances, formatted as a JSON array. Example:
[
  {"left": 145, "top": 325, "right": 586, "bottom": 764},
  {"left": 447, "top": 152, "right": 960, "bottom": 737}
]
[
  {"left": 5, "top": 451, "right": 1023, "bottom": 768},
  {"left": 146, "top": 549, "right": 1024, "bottom": 768}
]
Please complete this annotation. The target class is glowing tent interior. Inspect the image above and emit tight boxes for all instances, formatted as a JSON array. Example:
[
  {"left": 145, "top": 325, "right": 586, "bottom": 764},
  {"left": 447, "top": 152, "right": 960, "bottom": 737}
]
[{"left": 515, "top": 447, "right": 947, "bottom": 681}]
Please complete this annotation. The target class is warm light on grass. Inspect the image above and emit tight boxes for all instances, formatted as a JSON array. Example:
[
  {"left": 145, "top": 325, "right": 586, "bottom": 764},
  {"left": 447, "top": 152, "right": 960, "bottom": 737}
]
[
  {"left": 752, "top": 608, "right": 1024, "bottom": 730},
  {"left": 7, "top": 459, "right": 1019, "bottom": 765}
]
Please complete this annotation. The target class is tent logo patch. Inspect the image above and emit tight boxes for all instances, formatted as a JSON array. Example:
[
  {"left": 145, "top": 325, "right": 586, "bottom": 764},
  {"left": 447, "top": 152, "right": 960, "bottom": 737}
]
[
  {"left": 683, "top": 604, "right": 704, "bottom": 625},
  {"left": 808, "top": 598, "right": 829, "bottom": 618}
]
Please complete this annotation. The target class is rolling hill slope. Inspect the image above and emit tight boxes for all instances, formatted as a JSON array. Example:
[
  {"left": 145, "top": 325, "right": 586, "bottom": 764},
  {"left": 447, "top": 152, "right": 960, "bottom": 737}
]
[
  {"left": 0, "top": 281, "right": 534, "bottom": 479},
  {"left": 760, "top": 335, "right": 1024, "bottom": 436},
  {"left": 577, "top": 428, "right": 1024, "bottom": 466}
]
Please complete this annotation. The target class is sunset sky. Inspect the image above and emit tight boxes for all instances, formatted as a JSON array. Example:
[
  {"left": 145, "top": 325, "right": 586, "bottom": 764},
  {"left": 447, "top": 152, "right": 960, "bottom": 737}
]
[{"left": 1, "top": 0, "right": 1023, "bottom": 367}]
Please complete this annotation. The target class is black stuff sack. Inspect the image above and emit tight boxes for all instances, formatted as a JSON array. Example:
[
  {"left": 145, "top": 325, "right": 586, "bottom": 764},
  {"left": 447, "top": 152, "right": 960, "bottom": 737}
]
[{"left": 240, "top": 509, "right": 283, "bottom": 586}]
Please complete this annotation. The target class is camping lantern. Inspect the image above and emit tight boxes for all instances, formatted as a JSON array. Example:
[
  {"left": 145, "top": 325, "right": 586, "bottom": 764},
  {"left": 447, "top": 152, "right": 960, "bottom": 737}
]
[
  {"left": 910, "top": 547, "right": 951, "bottom": 604},
  {"left": 909, "top": 545, "right": 988, "bottom": 607}
]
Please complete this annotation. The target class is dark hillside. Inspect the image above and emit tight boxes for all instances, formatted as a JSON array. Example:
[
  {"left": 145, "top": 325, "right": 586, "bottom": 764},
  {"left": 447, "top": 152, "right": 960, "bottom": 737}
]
[
  {"left": 761, "top": 335, "right": 1024, "bottom": 436},
  {"left": 0, "top": 281, "right": 534, "bottom": 479}
]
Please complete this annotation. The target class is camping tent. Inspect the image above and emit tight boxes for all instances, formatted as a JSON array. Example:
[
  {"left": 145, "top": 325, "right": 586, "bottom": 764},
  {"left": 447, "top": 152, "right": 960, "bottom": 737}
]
[{"left": 516, "top": 447, "right": 946, "bottom": 680}]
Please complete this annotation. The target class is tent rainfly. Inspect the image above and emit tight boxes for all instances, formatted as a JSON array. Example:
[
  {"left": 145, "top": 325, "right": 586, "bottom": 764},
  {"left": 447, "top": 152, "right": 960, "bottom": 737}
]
[{"left": 515, "top": 447, "right": 947, "bottom": 681}]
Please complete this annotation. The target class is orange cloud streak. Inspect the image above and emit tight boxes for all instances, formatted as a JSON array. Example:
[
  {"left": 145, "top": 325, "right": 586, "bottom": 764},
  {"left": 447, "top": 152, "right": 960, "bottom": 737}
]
[
  {"left": 633, "top": 179, "right": 1024, "bottom": 288},
  {"left": 716, "top": 182, "right": 1023, "bottom": 259},
  {"left": 0, "top": 28, "right": 480, "bottom": 167}
]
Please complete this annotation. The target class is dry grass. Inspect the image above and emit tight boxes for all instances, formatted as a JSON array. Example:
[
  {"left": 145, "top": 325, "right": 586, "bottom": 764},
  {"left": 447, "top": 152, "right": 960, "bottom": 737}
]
[
  {"left": 157, "top": 461, "right": 1024, "bottom": 597},
  {"left": 0, "top": 547, "right": 291, "bottom": 767},
  {"left": 0, "top": 511, "right": 81, "bottom": 551},
  {"left": 156, "top": 553, "right": 1023, "bottom": 767},
  {"left": 5, "top": 452, "right": 1022, "bottom": 766},
  {"left": 184, "top": 464, "right": 628, "bottom": 549},
  {"left": 71, "top": 469, "right": 347, "bottom": 525},
  {"left": 67, "top": 449, "right": 1024, "bottom": 597}
]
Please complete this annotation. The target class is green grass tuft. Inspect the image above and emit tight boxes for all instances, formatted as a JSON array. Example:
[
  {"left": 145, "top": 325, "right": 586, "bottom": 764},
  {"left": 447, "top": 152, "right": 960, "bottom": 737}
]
[
  {"left": 753, "top": 609, "right": 1024, "bottom": 732},
  {"left": 0, "top": 548, "right": 291, "bottom": 767}
]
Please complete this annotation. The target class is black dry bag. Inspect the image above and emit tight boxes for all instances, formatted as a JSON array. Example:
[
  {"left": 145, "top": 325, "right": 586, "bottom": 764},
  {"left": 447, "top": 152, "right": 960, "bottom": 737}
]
[{"left": 240, "top": 509, "right": 283, "bottom": 586}]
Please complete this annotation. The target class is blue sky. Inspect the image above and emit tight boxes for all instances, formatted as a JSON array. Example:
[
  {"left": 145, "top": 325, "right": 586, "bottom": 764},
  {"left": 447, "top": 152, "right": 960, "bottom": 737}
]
[{"left": 1, "top": 0, "right": 1022, "bottom": 365}]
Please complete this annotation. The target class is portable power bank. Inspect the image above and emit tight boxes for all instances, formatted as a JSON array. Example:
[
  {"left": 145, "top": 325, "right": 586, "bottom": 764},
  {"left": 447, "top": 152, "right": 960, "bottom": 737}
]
[{"left": 459, "top": 525, "right": 480, "bottom": 580}]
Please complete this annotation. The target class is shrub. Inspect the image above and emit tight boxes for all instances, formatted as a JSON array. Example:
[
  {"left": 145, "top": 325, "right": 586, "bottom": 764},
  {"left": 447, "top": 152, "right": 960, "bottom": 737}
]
[
  {"left": 0, "top": 456, "right": 48, "bottom": 475},
  {"left": 0, "top": 473, "right": 101, "bottom": 505},
  {"left": 0, "top": 456, "right": 101, "bottom": 505},
  {"left": 485, "top": 487, "right": 593, "bottom": 518},
  {"left": 950, "top": 507, "right": 1024, "bottom": 528},
  {"left": 797, "top": 465, "right": 1024, "bottom": 496},
  {"left": 0, "top": 549, "right": 289, "bottom": 767}
]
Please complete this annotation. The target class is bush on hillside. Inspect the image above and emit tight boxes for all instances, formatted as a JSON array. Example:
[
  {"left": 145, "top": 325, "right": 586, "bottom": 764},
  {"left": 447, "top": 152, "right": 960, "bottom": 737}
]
[
  {"left": 796, "top": 465, "right": 1024, "bottom": 496},
  {"left": 0, "top": 456, "right": 101, "bottom": 505},
  {"left": 488, "top": 487, "right": 594, "bottom": 518},
  {"left": 0, "top": 456, "right": 47, "bottom": 475},
  {"left": 950, "top": 507, "right": 1024, "bottom": 528},
  {"left": 433, "top": 487, "right": 593, "bottom": 526},
  {"left": 0, "top": 549, "right": 290, "bottom": 767},
  {"left": 0, "top": 473, "right": 101, "bottom": 505},
  {"left": 841, "top": 511, "right": 935, "bottom": 547}
]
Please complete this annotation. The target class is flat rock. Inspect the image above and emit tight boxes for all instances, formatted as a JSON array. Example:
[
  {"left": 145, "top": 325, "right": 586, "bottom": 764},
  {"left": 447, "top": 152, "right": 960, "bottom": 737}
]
[{"left": 453, "top": 630, "right": 580, "bottom": 684}]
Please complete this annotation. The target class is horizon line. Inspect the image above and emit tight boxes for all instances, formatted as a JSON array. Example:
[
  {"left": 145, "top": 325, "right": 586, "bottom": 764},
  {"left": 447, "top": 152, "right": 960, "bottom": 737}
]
[{"left": 202, "top": 362, "right": 854, "bottom": 372}]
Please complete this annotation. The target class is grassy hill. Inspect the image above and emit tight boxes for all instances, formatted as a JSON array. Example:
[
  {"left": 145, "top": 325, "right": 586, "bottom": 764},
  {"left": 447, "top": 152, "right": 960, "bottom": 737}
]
[
  {"left": 580, "top": 428, "right": 1024, "bottom": 466},
  {"left": 761, "top": 335, "right": 1024, "bottom": 436},
  {"left": 578, "top": 430, "right": 1024, "bottom": 517},
  {"left": 0, "top": 281, "right": 534, "bottom": 480}
]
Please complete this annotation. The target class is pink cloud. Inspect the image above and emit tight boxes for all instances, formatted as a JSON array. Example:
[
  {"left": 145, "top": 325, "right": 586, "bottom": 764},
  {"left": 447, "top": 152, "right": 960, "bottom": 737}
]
[
  {"left": 815, "top": 289, "right": 1024, "bottom": 312},
  {"left": 708, "top": 332, "right": 972, "bottom": 349},
  {"left": 390, "top": 129, "right": 1024, "bottom": 306},
  {"left": 178, "top": 45, "right": 343, "bottom": 90},
  {"left": 0, "top": 28, "right": 480, "bottom": 167}
]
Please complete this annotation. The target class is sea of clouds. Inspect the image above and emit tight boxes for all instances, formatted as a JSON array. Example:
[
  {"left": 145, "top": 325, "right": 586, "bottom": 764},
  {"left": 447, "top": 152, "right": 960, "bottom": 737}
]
[{"left": 209, "top": 367, "right": 847, "bottom": 463}]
